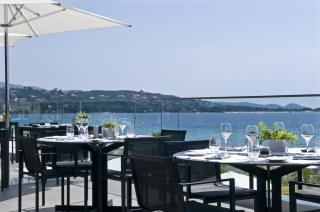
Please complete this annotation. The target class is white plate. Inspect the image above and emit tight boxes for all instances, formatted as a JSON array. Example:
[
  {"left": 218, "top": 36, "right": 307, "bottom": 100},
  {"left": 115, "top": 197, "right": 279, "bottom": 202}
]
[
  {"left": 185, "top": 149, "right": 209, "bottom": 156},
  {"left": 267, "top": 156, "right": 292, "bottom": 162}
]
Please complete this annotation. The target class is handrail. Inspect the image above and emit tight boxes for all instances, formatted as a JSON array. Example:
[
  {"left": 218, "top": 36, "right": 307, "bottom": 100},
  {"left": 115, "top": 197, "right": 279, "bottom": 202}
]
[{"left": 6, "top": 93, "right": 320, "bottom": 104}]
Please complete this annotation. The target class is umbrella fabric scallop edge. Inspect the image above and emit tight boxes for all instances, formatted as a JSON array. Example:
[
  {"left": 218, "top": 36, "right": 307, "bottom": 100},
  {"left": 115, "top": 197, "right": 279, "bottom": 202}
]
[{"left": 0, "top": 0, "right": 130, "bottom": 188}]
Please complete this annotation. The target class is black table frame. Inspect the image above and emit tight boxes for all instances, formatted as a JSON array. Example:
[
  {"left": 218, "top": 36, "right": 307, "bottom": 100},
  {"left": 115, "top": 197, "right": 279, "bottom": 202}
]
[
  {"left": 174, "top": 152, "right": 319, "bottom": 212},
  {"left": 37, "top": 138, "right": 123, "bottom": 212},
  {"left": 231, "top": 163, "right": 306, "bottom": 212}
]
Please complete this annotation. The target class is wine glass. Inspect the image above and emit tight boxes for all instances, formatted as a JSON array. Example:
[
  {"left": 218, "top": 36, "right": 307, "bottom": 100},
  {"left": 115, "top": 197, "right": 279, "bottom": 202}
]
[
  {"left": 209, "top": 135, "right": 220, "bottom": 156},
  {"left": 274, "top": 122, "right": 285, "bottom": 131},
  {"left": 118, "top": 118, "right": 127, "bottom": 136},
  {"left": 126, "top": 124, "right": 135, "bottom": 138},
  {"left": 220, "top": 122, "right": 232, "bottom": 155},
  {"left": 75, "top": 117, "right": 82, "bottom": 135},
  {"left": 80, "top": 119, "right": 89, "bottom": 139},
  {"left": 245, "top": 125, "right": 258, "bottom": 142},
  {"left": 301, "top": 124, "right": 314, "bottom": 153}
]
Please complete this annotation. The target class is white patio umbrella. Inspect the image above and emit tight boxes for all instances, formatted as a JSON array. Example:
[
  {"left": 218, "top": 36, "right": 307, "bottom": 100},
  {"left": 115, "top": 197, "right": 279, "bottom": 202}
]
[
  {"left": 0, "top": 33, "right": 30, "bottom": 45},
  {"left": 0, "top": 0, "right": 130, "bottom": 129},
  {"left": 0, "top": 0, "right": 130, "bottom": 188}
]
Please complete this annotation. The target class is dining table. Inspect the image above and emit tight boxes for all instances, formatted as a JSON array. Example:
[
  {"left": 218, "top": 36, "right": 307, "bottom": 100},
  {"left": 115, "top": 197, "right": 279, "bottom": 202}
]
[
  {"left": 174, "top": 148, "right": 320, "bottom": 212},
  {"left": 37, "top": 135, "right": 126, "bottom": 212}
]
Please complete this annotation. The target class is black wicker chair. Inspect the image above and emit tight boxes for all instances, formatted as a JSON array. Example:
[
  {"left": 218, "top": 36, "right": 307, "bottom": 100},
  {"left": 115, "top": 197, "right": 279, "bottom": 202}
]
[
  {"left": 161, "top": 139, "right": 258, "bottom": 210},
  {"left": 129, "top": 153, "right": 244, "bottom": 212},
  {"left": 18, "top": 137, "right": 89, "bottom": 212},
  {"left": 161, "top": 129, "right": 187, "bottom": 141},
  {"left": 103, "top": 136, "right": 171, "bottom": 211},
  {"left": 289, "top": 181, "right": 320, "bottom": 212},
  {"left": 171, "top": 141, "right": 257, "bottom": 210},
  {"left": 177, "top": 159, "right": 257, "bottom": 209}
]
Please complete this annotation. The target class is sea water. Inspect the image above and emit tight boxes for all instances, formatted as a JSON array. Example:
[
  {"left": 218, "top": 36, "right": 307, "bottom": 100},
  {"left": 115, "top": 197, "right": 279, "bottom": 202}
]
[{"left": 11, "top": 111, "right": 320, "bottom": 148}]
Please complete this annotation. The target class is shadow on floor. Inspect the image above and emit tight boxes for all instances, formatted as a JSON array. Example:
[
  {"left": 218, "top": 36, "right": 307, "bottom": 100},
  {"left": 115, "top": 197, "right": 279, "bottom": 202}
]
[{"left": 0, "top": 179, "right": 85, "bottom": 202}]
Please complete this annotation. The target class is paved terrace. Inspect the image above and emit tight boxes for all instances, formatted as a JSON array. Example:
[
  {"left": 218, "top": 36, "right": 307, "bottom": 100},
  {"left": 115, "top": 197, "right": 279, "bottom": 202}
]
[{"left": 1, "top": 160, "right": 318, "bottom": 212}]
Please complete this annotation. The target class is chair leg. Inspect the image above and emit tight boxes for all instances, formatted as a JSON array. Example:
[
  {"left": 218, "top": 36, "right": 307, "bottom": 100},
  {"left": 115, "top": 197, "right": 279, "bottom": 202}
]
[
  {"left": 289, "top": 181, "right": 297, "bottom": 212},
  {"left": 249, "top": 173, "right": 254, "bottom": 189},
  {"left": 35, "top": 175, "right": 39, "bottom": 212},
  {"left": 253, "top": 196, "right": 258, "bottom": 212},
  {"left": 61, "top": 178, "right": 65, "bottom": 205},
  {"left": 67, "top": 177, "right": 70, "bottom": 211},
  {"left": 121, "top": 177, "right": 126, "bottom": 212},
  {"left": 41, "top": 178, "right": 46, "bottom": 206},
  {"left": 84, "top": 176, "right": 88, "bottom": 212},
  {"left": 18, "top": 152, "right": 23, "bottom": 212},
  {"left": 127, "top": 177, "right": 132, "bottom": 211}
]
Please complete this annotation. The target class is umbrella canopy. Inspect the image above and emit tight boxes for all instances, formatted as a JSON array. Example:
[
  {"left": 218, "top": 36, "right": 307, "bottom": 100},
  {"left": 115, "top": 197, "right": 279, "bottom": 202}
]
[
  {"left": 0, "top": 0, "right": 130, "bottom": 189},
  {"left": 0, "top": 0, "right": 130, "bottom": 128},
  {"left": 0, "top": 33, "right": 29, "bottom": 46},
  {"left": 0, "top": 0, "right": 130, "bottom": 36}
]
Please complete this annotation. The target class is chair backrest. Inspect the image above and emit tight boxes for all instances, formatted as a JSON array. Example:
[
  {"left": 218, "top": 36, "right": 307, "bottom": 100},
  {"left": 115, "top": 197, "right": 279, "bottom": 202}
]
[
  {"left": 167, "top": 139, "right": 221, "bottom": 182},
  {"left": 119, "top": 136, "right": 171, "bottom": 174},
  {"left": 125, "top": 136, "right": 171, "bottom": 156},
  {"left": 161, "top": 129, "right": 187, "bottom": 141},
  {"left": 130, "top": 153, "right": 185, "bottom": 212},
  {"left": 20, "top": 137, "right": 42, "bottom": 174},
  {"left": 19, "top": 125, "right": 67, "bottom": 138},
  {"left": 164, "top": 139, "right": 209, "bottom": 156},
  {"left": 177, "top": 159, "right": 221, "bottom": 183}
]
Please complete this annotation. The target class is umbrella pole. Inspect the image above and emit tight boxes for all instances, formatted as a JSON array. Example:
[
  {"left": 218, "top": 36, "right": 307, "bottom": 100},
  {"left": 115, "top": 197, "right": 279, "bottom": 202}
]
[
  {"left": 4, "top": 5, "right": 9, "bottom": 130},
  {"left": 2, "top": 4, "right": 10, "bottom": 189}
]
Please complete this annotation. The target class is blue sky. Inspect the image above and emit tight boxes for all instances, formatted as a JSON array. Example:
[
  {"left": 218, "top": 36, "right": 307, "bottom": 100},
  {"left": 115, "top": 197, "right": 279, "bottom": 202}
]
[{"left": 4, "top": 0, "right": 320, "bottom": 106}]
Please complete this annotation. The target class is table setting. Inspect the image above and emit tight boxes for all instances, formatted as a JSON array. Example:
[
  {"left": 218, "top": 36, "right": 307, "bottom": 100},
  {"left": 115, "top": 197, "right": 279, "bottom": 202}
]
[{"left": 174, "top": 121, "right": 320, "bottom": 212}]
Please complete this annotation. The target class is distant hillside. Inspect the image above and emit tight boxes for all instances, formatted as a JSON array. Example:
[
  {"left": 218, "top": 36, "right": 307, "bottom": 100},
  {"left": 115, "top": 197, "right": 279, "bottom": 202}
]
[
  {"left": 0, "top": 82, "right": 43, "bottom": 90},
  {"left": 0, "top": 84, "right": 312, "bottom": 113}
]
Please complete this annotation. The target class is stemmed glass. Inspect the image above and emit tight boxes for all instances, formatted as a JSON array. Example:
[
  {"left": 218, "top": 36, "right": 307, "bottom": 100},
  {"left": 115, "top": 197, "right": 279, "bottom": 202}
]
[
  {"left": 220, "top": 122, "right": 232, "bottom": 155},
  {"left": 245, "top": 125, "right": 258, "bottom": 142},
  {"left": 80, "top": 119, "right": 89, "bottom": 138},
  {"left": 75, "top": 117, "right": 82, "bottom": 135},
  {"left": 301, "top": 124, "right": 314, "bottom": 153},
  {"left": 118, "top": 118, "right": 127, "bottom": 136}
]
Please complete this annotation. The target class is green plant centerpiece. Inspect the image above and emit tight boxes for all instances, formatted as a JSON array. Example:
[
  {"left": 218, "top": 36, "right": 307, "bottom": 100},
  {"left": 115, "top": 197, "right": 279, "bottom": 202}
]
[
  {"left": 258, "top": 121, "right": 298, "bottom": 155},
  {"left": 76, "top": 111, "right": 89, "bottom": 119},
  {"left": 102, "top": 120, "right": 119, "bottom": 139}
]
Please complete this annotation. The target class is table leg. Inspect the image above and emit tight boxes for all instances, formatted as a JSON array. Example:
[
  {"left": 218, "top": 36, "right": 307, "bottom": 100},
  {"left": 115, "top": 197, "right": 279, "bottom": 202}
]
[
  {"left": 271, "top": 176, "right": 282, "bottom": 211},
  {"left": 232, "top": 164, "right": 268, "bottom": 212},
  {"left": 91, "top": 151, "right": 98, "bottom": 208},
  {"left": 256, "top": 176, "right": 268, "bottom": 212}
]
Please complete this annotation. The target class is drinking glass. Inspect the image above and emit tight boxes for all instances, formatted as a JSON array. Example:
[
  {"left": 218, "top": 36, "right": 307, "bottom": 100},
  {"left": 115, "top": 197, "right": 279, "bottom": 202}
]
[
  {"left": 75, "top": 117, "right": 82, "bottom": 135},
  {"left": 209, "top": 135, "right": 220, "bottom": 156},
  {"left": 118, "top": 118, "right": 127, "bottom": 136},
  {"left": 80, "top": 119, "right": 89, "bottom": 139},
  {"left": 220, "top": 122, "right": 232, "bottom": 155},
  {"left": 301, "top": 124, "right": 314, "bottom": 153},
  {"left": 274, "top": 122, "right": 285, "bottom": 131},
  {"left": 66, "top": 124, "right": 74, "bottom": 138},
  {"left": 245, "top": 125, "right": 258, "bottom": 142},
  {"left": 248, "top": 138, "right": 260, "bottom": 160},
  {"left": 126, "top": 124, "right": 135, "bottom": 138}
]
